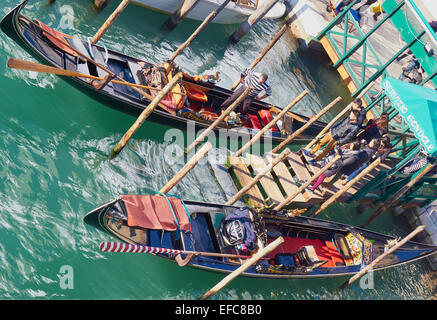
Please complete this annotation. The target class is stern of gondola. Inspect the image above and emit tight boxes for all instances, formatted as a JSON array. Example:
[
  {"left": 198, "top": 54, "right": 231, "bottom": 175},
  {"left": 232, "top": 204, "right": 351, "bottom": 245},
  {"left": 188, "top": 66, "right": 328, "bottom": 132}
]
[{"left": 0, "top": 0, "right": 29, "bottom": 43}]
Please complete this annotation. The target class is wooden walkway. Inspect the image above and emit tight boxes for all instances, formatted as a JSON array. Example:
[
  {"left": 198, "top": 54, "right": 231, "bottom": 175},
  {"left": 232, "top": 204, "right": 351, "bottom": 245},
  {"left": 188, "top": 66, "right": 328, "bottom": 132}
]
[{"left": 207, "top": 148, "right": 393, "bottom": 209}]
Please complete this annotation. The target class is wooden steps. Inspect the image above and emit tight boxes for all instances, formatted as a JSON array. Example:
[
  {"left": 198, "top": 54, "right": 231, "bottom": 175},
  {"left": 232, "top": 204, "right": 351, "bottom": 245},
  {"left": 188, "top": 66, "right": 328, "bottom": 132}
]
[
  {"left": 245, "top": 154, "right": 285, "bottom": 206},
  {"left": 286, "top": 151, "right": 324, "bottom": 201},
  {"left": 265, "top": 152, "right": 306, "bottom": 203},
  {"left": 227, "top": 155, "right": 266, "bottom": 208},
  {"left": 207, "top": 147, "right": 395, "bottom": 210}
]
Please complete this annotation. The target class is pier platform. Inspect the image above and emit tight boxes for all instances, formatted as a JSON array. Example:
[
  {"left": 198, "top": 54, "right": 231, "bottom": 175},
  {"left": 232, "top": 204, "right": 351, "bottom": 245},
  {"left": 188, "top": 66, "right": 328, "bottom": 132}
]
[
  {"left": 207, "top": 148, "right": 393, "bottom": 210},
  {"left": 286, "top": 0, "right": 437, "bottom": 103}
]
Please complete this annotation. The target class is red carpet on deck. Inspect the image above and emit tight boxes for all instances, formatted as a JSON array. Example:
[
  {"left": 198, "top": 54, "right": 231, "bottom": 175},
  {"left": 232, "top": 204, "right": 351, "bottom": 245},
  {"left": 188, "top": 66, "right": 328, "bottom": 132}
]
[{"left": 267, "top": 236, "right": 345, "bottom": 267}]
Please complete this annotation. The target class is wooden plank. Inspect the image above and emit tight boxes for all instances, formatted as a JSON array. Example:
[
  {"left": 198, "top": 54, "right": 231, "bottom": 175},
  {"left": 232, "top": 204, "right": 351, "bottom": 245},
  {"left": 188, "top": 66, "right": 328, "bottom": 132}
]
[
  {"left": 208, "top": 149, "right": 245, "bottom": 207},
  {"left": 228, "top": 155, "right": 266, "bottom": 208},
  {"left": 320, "top": 36, "right": 359, "bottom": 94},
  {"left": 322, "top": 162, "right": 393, "bottom": 200},
  {"left": 265, "top": 152, "right": 307, "bottom": 203},
  {"left": 245, "top": 154, "right": 285, "bottom": 206},
  {"left": 286, "top": 152, "right": 324, "bottom": 200}
]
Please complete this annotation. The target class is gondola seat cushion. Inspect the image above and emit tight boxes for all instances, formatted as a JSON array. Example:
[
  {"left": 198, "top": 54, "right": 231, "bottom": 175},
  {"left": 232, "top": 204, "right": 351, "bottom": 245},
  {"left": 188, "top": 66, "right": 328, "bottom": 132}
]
[
  {"left": 147, "top": 230, "right": 173, "bottom": 249},
  {"left": 258, "top": 110, "right": 279, "bottom": 132},
  {"left": 245, "top": 114, "right": 263, "bottom": 130},
  {"left": 296, "top": 245, "right": 320, "bottom": 266}
]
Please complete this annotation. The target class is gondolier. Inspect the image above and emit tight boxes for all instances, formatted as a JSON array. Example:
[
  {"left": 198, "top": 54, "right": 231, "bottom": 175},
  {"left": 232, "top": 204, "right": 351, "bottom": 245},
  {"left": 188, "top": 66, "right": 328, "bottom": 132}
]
[{"left": 220, "top": 68, "right": 272, "bottom": 115}]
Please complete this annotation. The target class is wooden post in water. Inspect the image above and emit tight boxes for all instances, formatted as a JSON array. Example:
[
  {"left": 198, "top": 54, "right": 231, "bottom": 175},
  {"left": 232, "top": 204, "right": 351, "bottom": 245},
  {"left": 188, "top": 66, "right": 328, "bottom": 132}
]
[
  {"left": 164, "top": 0, "right": 201, "bottom": 30},
  {"left": 160, "top": 142, "right": 212, "bottom": 194},
  {"left": 199, "top": 236, "right": 284, "bottom": 300},
  {"left": 361, "top": 163, "right": 435, "bottom": 227},
  {"left": 274, "top": 154, "right": 341, "bottom": 211},
  {"left": 233, "top": 91, "right": 308, "bottom": 157},
  {"left": 339, "top": 225, "right": 425, "bottom": 289},
  {"left": 185, "top": 86, "right": 251, "bottom": 154},
  {"left": 230, "top": 0, "right": 281, "bottom": 43},
  {"left": 111, "top": 73, "right": 183, "bottom": 156},
  {"left": 271, "top": 96, "right": 342, "bottom": 154},
  {"left": 230, "top": 23, "right": 288, "bottom": 91},
  {"left": 311, "top": 158, "right": 382, "bottom": 217},
  {"left": 91, "top": 0, "right": 130, "bottom": 44},
  {"left": 226, "top": 149, "right": 291, "bottom": 205},
  {"left": 169, "top": 0, "right": 231, "bottom": 62},
  {"left": 305, "top": 81, "right": 375, "bottom": 150}
]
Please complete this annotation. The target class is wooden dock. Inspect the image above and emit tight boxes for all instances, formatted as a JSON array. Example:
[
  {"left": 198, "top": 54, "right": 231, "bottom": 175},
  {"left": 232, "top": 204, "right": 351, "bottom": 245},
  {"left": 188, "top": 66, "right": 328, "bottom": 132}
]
[
  {"left": 207, "top": 148, "right": 393, "bottom": 209},
  {"left": 287, "top": 0, "right": 436, "bottom": 106}
]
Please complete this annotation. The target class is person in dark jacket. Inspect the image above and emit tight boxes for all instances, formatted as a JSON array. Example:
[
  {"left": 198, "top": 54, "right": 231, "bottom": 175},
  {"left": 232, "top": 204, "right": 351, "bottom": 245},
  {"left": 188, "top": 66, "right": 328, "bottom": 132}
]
[
  {"left": 304, "top": 99, "right": 365, "bottom": 161},
  {"left": 341, "top": 136, "right": 392, "bottom": 184},
  {"left": 310, "top": 138, "right": 380, "bottom": 191},
  {"left": 356, "top": 112, "right": 389, "bottom": 143},
  {"left": 399, "top": 58, "right": 423, "bottom": 84}
]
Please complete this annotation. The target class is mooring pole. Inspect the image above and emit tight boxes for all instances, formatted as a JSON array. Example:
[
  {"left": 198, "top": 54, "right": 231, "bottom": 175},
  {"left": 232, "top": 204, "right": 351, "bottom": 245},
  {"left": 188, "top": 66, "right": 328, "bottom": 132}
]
[
  {"left": 160, "top": 142, "right": 212, "bottom": 194},
  {"left": 230, "top": 22, "right": 288, "bottom": 91},
  {"left": 169, "top": 0, "right": 232, "bottom": 61},
  {"left": 271, "top": 96, "right": 342, "bottom": 154},
  {"left": 233, "top": 91, "right": 308, "bottom": 157},
  {"left": 226, "top": 149, "right": 291, "bottom": 205},
  {"left": 230, "top": 0, "right": 281, "bottom": 43},
  {"left": 164, "top": 0, "right": 201, "bottom": 30},
  {"left": 199, "top": 236, "right": 284, "bottom": 300},
  {"left": 91, "top": 0, "right": 130, "bottom": 44},
  {"left": 111, "top": 73, "right": 183, "bottom": 157},
  {"left": 339, "top": 225, "right": 425, "bottom": 289}
]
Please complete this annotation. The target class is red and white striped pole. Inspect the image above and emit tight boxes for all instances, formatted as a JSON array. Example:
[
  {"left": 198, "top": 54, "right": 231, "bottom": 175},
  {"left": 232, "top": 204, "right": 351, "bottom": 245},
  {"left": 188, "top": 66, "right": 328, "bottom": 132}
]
[{"left": 99, "top": 241, "right": 260, "bottom": 260}]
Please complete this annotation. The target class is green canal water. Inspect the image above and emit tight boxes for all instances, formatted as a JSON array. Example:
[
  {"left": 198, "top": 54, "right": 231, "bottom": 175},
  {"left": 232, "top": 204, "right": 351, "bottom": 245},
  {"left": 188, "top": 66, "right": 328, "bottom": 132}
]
[{"left": 0, "top": 0, "right": 435, "bottom": 300}]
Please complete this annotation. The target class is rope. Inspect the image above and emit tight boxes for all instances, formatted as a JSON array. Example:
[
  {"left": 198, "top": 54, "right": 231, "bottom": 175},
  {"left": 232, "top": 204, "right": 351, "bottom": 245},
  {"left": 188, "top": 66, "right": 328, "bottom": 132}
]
[{"left": 153, "top": 190, "right": 180, "bottom": 239}]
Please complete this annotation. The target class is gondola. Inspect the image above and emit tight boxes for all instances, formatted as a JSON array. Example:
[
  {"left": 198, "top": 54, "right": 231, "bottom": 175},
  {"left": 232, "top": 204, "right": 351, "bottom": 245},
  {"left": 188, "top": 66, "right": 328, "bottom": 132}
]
[
  {"left": 1, "top": 0, "right": 326, "bottom": 145},
  {"left": 131, "top": 0, "right": 287, "bottom": 25},
  {"left": 84, "top": 194, "right": 437, "bottom": 279}
]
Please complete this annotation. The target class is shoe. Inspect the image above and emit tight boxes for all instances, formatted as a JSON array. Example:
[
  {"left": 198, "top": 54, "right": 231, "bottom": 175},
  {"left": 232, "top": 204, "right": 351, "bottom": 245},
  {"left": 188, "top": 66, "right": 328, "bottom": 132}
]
[
  {"left": 301, "top": 148, "right": 313, "bottom": 157},
  {"left": 308, "top": 159, "right": 318, "bottom": 166}
]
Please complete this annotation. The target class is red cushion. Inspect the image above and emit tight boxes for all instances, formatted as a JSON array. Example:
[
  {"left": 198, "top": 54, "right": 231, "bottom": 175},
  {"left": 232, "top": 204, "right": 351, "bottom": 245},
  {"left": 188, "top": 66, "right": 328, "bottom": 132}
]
[
  {"left": 244, "top": 114, "right": 263, "bottom": 129},
  {"left": 258, "top": 110, "right": 279, "bottom": 132}
]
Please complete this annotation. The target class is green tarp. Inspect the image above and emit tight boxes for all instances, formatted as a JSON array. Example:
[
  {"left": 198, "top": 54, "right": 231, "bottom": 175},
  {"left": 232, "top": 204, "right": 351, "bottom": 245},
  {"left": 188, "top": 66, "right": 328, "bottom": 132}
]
[{"left": 382, "top": 77, "right": 437, "bottom": 157}]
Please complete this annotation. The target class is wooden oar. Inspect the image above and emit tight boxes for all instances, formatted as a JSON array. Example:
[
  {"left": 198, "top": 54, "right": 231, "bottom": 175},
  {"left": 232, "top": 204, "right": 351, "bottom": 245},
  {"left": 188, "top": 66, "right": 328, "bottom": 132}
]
[
  {"left": 198, "top": 236, "right": 284, "bottom": 300},
  {"left": 271, "top": 96, "right": 342, "bottom": 153},
  {"left": 111, "top": 73, "right": 183, "bottom": 156},
  {"left": 23, "top": 17, "right": 177, "bottom": 114},
  {"left": 229, "top": 23, "right": 288, "bottom": 91},
  {"left": 185, "top": 86, "right": 252, "bottom": 154},
  {"left": 160, "top": 142, "right": 212, "bottom": 194},
  {"left": 169, "top": 0, "right": 231, "bottom": 62},
  {"left": 274, "top": 154, "right": 342, "bottom": 211},
  {"left": 91, "top": 0, "right": 130, "bottom": 44},
  {"left": 339, "top": 225, "right": 425, "bottom": 289},
  {"left": 305, "top": 81, "right": 375, "bottom": 150},
  {"left": 99, "top": 241, "right": 259, "bottom": 260},
  {"left": 7, "top": 57, "right": 186, "bottom": 96},
  {"left": 233, "top": 91, "right": 308, "bottom": 157}
]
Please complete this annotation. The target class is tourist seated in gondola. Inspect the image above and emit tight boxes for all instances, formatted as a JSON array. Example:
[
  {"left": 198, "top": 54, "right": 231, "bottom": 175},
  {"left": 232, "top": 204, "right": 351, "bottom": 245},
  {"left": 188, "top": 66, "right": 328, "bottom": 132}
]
[
  {"left": 219, "top": 68, "right": 272, "bottom": 116},
  {"left": 310, "top": 138, "right": 380, "bottom": 191},
  {"left": 340, "top": 136, "right": 392, "bottom": 185},
  {"left": 302, "top": 99, "right": 366, "bottom": 162}
]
